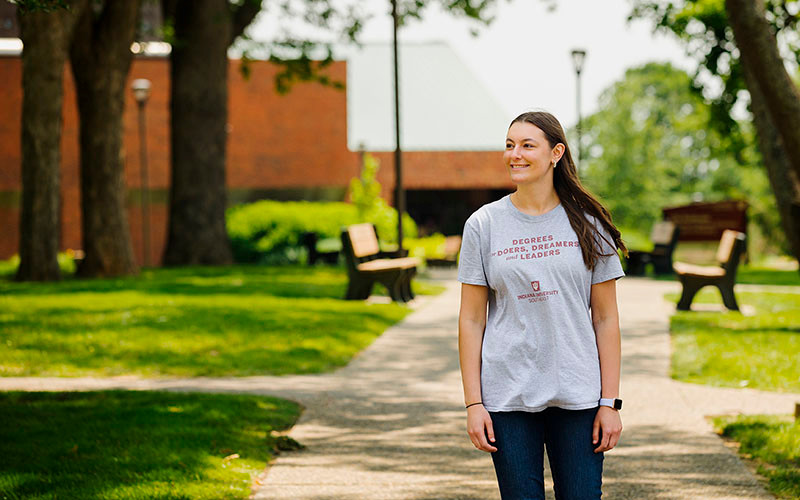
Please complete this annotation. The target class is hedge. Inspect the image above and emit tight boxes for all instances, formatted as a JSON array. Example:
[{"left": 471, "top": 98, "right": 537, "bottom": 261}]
[{"left": 226, "top": 200, "right": 417, "bottom": 264}]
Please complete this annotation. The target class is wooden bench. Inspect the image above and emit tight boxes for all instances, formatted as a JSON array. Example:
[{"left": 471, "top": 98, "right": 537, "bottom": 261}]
[
  {"left": 301, "top": 232, "right": 340, "bottom": 265},
  {"left": 341, "top": 223, "right": 420, "bottom": 302},
  {"left": 673, "top": 229, "right": 747, "bottom": 311},
  {"left": 625, "top": 221, "right": 680, "bottom": 275},
  {"left": 426, "top": 235, "right": 462, "bottom": 267}
]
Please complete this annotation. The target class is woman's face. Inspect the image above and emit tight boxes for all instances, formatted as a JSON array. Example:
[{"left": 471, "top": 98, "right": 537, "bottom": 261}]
[{"left": 504, "top": 121, "right": 562, "bottom": 185}]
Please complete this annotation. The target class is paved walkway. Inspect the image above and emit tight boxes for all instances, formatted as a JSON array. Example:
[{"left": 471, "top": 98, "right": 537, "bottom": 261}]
[{"left": 2, "top": 276, "right": 798, "bottom": 499}]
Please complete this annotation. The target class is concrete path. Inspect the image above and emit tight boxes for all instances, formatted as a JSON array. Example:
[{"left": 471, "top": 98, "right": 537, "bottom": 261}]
[{"left": 1, "top": 276, "right": 798, "bottom": 499}]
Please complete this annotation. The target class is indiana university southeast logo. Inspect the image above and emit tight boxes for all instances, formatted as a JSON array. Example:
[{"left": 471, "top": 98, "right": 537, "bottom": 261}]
[{"left": 517, "top": 279, "right": 559, "bottom": 304}]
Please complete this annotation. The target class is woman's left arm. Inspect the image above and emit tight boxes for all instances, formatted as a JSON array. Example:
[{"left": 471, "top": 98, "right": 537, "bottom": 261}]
[{"left": 590, "top": 278, "right": 622, "bottom": 453}]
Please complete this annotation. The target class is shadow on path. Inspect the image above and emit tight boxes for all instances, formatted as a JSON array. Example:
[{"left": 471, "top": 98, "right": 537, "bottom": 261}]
[{"left": 2, "top": 276, "right": 797, "bottom": 499}]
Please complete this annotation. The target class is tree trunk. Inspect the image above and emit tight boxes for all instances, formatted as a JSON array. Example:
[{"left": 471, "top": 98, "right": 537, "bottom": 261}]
[
  {"left": 162, "top": 0, "right": 260, "bottom": 266},
  {"left": 162, "top": 0, "right": 234, "bottom": 266},
  {"left": 740, "top": 61, "right": 800, "bottom": 265},
  {"left": 725, "top": 0, "right": 800, "bottom": 185},
  {"left": 15, "top": 1, "right": 86, "bottom": 282},
  {"left": 69, "top": 0, "right": 141, "bottom": 278}
]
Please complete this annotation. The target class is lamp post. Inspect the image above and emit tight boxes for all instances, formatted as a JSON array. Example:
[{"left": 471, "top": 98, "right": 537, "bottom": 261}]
[
  {"left": 391, "top": 0, "right": 405, "bottom": 257},
  {"left": 570, "top": 49, "right": 586, "bottom": 167},
  {"left": 132, "top": 78, "right": 152, "bottom": 268}
]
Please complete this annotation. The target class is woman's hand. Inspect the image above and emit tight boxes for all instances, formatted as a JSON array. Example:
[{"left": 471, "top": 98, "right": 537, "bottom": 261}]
[
  {"left": 467, "top": 405, "right": 497, "bottom": 453},
  {"left": 593, "top": 406, "right": 622, "bottom": 453}
]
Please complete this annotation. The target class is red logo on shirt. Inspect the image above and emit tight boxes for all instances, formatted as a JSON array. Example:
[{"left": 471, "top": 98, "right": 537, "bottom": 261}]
[{"left": 518, "top": 281, "right": 559, "bottom": 303}]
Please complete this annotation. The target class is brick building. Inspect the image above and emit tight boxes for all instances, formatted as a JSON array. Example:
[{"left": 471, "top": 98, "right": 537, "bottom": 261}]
[{"left": 0, "top": 31, "right": 513, "bottom": 265}]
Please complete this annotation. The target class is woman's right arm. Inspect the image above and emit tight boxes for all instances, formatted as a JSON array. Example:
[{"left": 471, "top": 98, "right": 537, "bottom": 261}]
[{"left": 459, "top": 283, "right": 497, "bottom": 453}]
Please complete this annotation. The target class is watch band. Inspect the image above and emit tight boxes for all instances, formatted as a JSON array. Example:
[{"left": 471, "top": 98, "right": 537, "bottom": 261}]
[{"left": 599, "top": 398, "right": 622, "bottom": 410}]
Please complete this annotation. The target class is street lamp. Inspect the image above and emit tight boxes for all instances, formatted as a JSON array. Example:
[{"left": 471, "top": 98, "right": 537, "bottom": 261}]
[
  {"left": 132, "top": 78, "right": 152, "bottom": 268},
  {"left": 570, "top": 49, "right": 586, "bottom": 167},
  {"left": 391, "top": 0, "right": 406, "bottom": 257}
]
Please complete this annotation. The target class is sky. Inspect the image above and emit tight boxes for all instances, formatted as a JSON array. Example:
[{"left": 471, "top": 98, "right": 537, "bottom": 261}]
[{"left": 248, "top": 0, "right": 697, "bottom": 130}]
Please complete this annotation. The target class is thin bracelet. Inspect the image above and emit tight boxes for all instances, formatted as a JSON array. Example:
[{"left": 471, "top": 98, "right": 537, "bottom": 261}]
[{"left": 465, "top": 401, "right": 483, "bottom": 409}]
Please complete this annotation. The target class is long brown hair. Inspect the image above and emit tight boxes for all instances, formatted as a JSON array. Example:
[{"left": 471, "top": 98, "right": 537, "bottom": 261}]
[{"left": 510, "top": 111, "right": 628, "bottom": 269}]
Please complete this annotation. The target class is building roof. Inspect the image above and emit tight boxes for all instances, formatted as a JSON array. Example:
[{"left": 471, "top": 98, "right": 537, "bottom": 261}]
[
  {"left": 343, "top": 42, "right": 509, "bottom": 152},
  {"left": 1, "top": 30, "right": 509, "bottom": 152}
]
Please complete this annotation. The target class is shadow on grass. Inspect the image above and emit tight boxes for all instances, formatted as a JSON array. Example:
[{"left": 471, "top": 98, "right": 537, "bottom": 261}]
[
  {"left": 0, "top": 265, "right": 419, "bottom": 377},
  {"left": 669, "top": 290, "right": 800, "bottom": 392},
  {"left": 0, "top": 391, "right": 301, "bottom": 500},
  {"left": 712, "top": 414, "right": 800, "bottom": 499},
  {"left": 0, "top": 265, "right": 349, "bottom": 299},
  {"left": 0, "top": 264, "right": 443, "bottom": 300},
  {"left": 1, "top": 298, "right": 410, "bottom": 377}
]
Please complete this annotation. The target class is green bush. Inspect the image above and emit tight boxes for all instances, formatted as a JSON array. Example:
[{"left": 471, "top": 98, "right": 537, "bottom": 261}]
[
  {"left": 617, "top": 225, "right": 652, "bottom": 252},
  {"left": 0, "top": 251, "right": 79, "bottom": 276},
  {"left": 226, "top": 200, "right": 417, "bottom": 264},
  {"left": 405, "top": 233, "right": 448, "bottom": 260}
]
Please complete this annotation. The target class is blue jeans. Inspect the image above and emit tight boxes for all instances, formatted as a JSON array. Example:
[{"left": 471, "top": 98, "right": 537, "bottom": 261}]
[{"left": 489, "top": 407, "right": 603, "bottom": 500}]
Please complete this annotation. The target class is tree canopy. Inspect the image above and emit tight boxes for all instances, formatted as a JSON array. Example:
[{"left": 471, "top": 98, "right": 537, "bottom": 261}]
[
  {"left": 581, "top": 62, "right": 778, "bottom": 252},
  {"left": 629, "top": 0, "right": 800, "bottom": 261}
]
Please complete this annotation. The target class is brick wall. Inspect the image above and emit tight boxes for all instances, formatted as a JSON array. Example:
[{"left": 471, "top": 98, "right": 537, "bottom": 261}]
[{"left": 0, "top": 55, "right": 510, "bottom": 264}]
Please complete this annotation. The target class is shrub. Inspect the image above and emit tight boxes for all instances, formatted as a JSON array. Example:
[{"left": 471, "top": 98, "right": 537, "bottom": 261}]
[
  {"left": 404, "top": 233, "right": 448, "bottom": 260},
  {"left": 348, "top": 153, "right": 417, "bottom": 247},
  {"left": 226, "top": 200, "right": 417, "bottom": 264}
]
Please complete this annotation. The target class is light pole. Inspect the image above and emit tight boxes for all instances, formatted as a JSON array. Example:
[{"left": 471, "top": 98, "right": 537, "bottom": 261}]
[
  {"left": 391, "top": 0, "right": 405, "bottom": 257},
  {"left": 571, "top": 49, "right": 586, "bottom": 168},
  {"left": 132, "top": 78, "right": 152, "bottom": 268}
]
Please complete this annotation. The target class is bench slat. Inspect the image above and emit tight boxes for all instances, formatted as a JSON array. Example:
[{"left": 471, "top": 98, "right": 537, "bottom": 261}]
[
  {"left": 650, "top": 221, "right": 676, "bottom": 246},
  {"left": 358, "top": 257, "right": 420, "bottom": 272},
  {"left": 716, "top": 230, "right": 737, "bottom": 264},
  {"left": 673, "top": 262, "right": 725, "bottom": 277},
  {"left": 348, "top": 223, "right": 381, "bottom": 258}
]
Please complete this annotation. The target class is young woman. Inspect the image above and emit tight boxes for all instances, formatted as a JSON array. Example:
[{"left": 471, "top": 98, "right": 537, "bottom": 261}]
[{"left": 457, "top": 111, "right": 627, "bottom": 499}]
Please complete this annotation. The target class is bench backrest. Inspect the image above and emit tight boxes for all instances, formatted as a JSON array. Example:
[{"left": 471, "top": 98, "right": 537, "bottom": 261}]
[
  {"left": 347, "top": 223, "right": 380, "bottom": 258},
  {"left": 717, "top": 229, "right": 746, "bottom": 268},
  {"left": 341, "top": 223, "right": 384, "bottom": 276},
  {"left": 651, "top": 221, "right": 677, "bottom": 246}
]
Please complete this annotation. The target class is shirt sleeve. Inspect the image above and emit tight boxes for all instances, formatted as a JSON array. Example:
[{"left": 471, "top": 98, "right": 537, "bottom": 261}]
[
  {"left": 457, "top": 216, "right": 488, "bottom": 287},
  {"left": 591, "top": 221, "right": 625, "bottom": 285}
]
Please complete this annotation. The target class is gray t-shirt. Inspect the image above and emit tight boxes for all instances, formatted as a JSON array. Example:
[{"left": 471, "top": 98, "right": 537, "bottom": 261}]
[{"left": 457, "top": 194, "right": 624, "bottom": 413}]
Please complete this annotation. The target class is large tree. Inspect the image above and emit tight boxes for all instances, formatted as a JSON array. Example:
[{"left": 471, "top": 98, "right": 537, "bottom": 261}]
[
  {"left": 724, "top": 0, "right": 800, "bottom": 262},
  {"left": 725, "top": 0, "right": 800, "bottom": 182},
  {"left": 69, "top": 0, "right": 142, "bottom": 277},
  {"left": 159, "top": 0, "right": 497, "bottom": 266},
  {"left": 581, "top": 62, "right": 773, "bottom": 241},
  {"left": 14, "top": 0, "right": 87, "bottom": 282},
  {"left": 159, "top": 0, "right": 260, "bottom": 266},
  {"left": 631, "top": 0, "right": 800, "bottom": 265}
]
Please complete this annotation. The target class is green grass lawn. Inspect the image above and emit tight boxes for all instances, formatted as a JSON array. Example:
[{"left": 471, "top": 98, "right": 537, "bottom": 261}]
[
  {"left": 712, "top": 414, "right": 800, "bottom": 499},
  {"left": 736, "top": 267, "right": 800, "bottom": 286},
  {"left": 0, "top": 265, "right": 443, "bottom": 377},
  {"left": 0, "top": 390, "right": 301, "bottom": 500},
  {"left": 669, "top": 288, "right": 800, "bottom": 498},
  {"left": 0, "top": 263, "right": 444, "bottom": 498},
  {"left": 668, "top": 290, "right": 800, "bottom": 392},
  {"left": 653, "top": 265, "right": 800, "bottom": 286}
]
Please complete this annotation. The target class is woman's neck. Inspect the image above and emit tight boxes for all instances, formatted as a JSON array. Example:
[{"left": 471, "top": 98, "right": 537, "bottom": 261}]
[{"left": 510, "top": 184, "right": 560, "bottom": 216}]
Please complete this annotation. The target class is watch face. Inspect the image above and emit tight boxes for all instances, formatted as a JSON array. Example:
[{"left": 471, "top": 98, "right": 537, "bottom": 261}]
[{"left": 614, "top": 399, "right": 623, "bottom": 410}]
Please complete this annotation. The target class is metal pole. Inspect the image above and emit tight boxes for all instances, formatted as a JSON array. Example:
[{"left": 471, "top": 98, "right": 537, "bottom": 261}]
[
  {"left": 391, "top": 0, "right": 405, "bottom": 257},
  {"left": 137, "top": 100, "right": 151, "bottom": 268},
  {"left": 576, "top": 68, "right": 582, "bottom": 166}
]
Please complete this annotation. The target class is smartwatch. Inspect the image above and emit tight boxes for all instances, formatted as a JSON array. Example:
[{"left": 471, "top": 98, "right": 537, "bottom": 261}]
[{"left": 598, "top": 398, "right": 622, "bottom": 410}]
